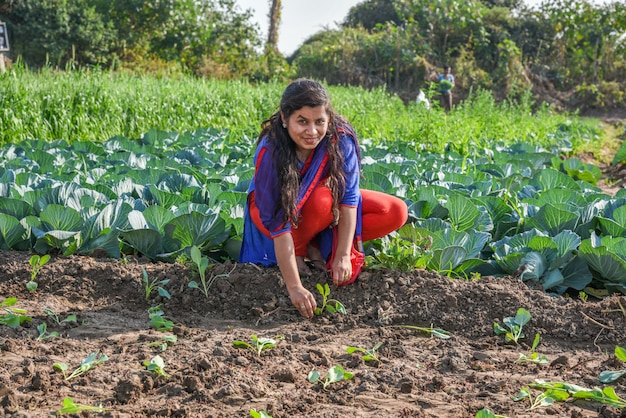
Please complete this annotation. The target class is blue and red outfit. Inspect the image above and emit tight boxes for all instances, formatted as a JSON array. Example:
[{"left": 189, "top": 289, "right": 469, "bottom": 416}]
[{"left": 239, "top": 124, "right": 407, "bottom": 284}]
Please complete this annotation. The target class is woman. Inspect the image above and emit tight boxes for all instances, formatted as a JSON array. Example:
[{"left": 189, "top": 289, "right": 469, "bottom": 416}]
[{"left": 239, "top": 79, "right": 407, "bottom": 318}]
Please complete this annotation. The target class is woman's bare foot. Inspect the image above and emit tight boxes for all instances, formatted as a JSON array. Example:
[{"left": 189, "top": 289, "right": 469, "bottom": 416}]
[
  {"left": 307, "top": 245, "right": 326, "bottom": 272},
  {"left": 296, "top": 256, "right": 312, "bottom": 276}
]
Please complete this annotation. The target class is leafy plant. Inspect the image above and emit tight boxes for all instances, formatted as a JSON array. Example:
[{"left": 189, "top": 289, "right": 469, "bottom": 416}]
[
  {"left": 346, "top": 342, "right": 383, "bottom": 363},
  {"left": 308, "top": 365, "right": 354, "bottom": 390},
  {"left": 494, "top": 308, "right": 531, "bottom": 344},
  {"left": 515, "top": 333, "right": 549, "bottom": 365},
  {"left": 0, "top": 297, "right": 32, "bottom": 328},
  {"left": 36, "top": 323, "right": 59, "bottom": 340},
  {"left": 313, "top": 283, "right": 346, "bottom": 315},
  {"left": 391, "top": 324, "right": 451, "bottom": 339},
  {"left": 148, "top": 306, "right": 174, "bottom": 332},
  {"left": 188, "top": 246, "right": 235, "bottom": 298},
  {"left": 233, "top": 335, "right": 277, "bottom": 357},
  {"left": 43, "top": 307, "right": 77, "bottom": 326},
  {"left": 141, "top": 267, "right": 171, "bottom": 300},
  {"left": 599, "top": 346, "right": 626, "bottom": 383},
  {"left": 53, "top": 351, "right": 109, "bottom": 381},
  {"left": 27, "top": 254, "right": 50, "bottom": 292},
  {"left": 250, "top": 409, "right": 273, "bottom": 418},
  {"left": 475, "top": 409, "right": 508, "bottom": 418},
  {"left": 514, "top": 379, "right": 626, "bottom": 409},
  {"left": 367, "top": 230, "right": 430, "bottom": 271},
  {"left": 143, "top": 355, "right": 168, "bottom": 378},
  {"left": 146, "top": 335, "right": 178, "bottom": 352},
  {"left": 56, "top": 397, "right": 108, "bottom": 415}
]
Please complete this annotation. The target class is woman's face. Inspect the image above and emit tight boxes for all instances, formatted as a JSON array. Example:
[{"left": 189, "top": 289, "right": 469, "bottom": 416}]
[{"left": 283, "top": 106, "right": 329, "bottom": 160}]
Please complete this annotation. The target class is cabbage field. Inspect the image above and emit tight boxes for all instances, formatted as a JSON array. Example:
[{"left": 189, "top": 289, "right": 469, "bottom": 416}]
[{"left": 0, "top": 70, "right": 624, "bottom": 417}]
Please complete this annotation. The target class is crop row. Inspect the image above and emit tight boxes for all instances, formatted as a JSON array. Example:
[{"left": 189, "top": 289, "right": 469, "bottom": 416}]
[{"left": 0, "top": 128, "right": 624, "bottom": 295}]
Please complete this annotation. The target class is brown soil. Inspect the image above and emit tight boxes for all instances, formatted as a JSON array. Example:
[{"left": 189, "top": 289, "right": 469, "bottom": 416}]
[{"left": 1, "top": 248, "right": 625, "bottom": 418}]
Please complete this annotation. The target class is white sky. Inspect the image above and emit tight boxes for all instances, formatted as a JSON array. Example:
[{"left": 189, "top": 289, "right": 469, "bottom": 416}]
[{"left": 234, "top": 0, "right": 604, "bottom": 56}]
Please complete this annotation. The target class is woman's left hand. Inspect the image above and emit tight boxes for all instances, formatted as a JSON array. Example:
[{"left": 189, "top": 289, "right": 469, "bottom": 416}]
[{"left": 331, "top": 254, "right": 352, "bottom": 286}]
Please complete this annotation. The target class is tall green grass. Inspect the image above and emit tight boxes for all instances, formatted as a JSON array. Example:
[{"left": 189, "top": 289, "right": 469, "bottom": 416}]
[{"left": 0, "top": 65, "right": 600, "bottom": 154}]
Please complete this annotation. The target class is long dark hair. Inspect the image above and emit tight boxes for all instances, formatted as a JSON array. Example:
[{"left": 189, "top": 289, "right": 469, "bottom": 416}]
[{"left": 258, "top": 78, "right": 353, "bottom": 227}]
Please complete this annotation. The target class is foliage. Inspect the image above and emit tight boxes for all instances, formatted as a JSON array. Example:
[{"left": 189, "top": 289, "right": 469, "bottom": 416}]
[
  {"left": 141, "top": 268, "right": 171, "bottom": 301},
  {"left": 475, "top": 409, "right": 508, "bottom": 418},
  {"left": 233, "top": 335, "right": 278, "bottom": 357},
  {"left": 493, "top": 307, "right": 531, "bottom": 344},
  {"left": 514, "top": 379, "right": 626, "bottom": 409},
  {"left": 346, "top": 342, "right": 383, "bottom": 363},
  {"left": 314, "top": 283, "right": 347, "bottom": 316},
  {"left": 250, "top": 410, "right": 273, "bottom": 418},
  {"left": 599, "top": 346, "right": 626, "bottom": 383},
  {"left": 308, "top": 365, "right": 354, "bottom": 390},
  {"left": 391, "top": 324, "right": 451, "bottom": 339},
  {"left": 26, "top": 254, "right": 50, "bottom": 292},
  {"left": 148, "top": 306, "right": 174, "bottom": 332},
  {"left": 56, "top": 397, "right": 108, "bottom": 415},
  {"left": 43, "top": 307, "right": 77, "bottom": 326},
  {"left": 0, "top": 297, "right": 32, "bottom": 328},
  {"left": 515, "top": 333, "right": 549, "bottom": 365},
  {"left": 36, "top": 323, "right": 59, "bottom": 340},
  {"left": 143, "top": 355, "right": 168, "bottom": 378},
  {"left": 53, "top": 351, "right": 109, "bottom": 381}
]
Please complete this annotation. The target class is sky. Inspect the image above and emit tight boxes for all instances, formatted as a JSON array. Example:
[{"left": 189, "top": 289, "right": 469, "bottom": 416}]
[{"left": 235, "top": 0, "right": 604, "bottom": 56}]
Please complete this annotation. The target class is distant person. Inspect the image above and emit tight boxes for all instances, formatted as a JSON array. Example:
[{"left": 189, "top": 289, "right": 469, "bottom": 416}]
[
  {"left": 239, "top": 78, "right": 408, "bottom": 318},
  {"left": 438, "top": 66, "right": 455, "bottom": 111}
]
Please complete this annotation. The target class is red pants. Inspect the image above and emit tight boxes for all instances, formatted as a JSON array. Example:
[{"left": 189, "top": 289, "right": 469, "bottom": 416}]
[{"left": 250, "top": 185, "right": 408, "bottom": 256}]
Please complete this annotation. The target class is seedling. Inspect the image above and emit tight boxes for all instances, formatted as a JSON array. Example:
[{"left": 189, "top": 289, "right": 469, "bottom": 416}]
[
  {"left": 43, "top": 307, "right": 77, "bottom": 326},
  {"left": 599, "top": 346, "right": 626, "bottom": 383},
  {"left": 475, "top": 409, "right": 508, "bottom": 418},
  {"left": 148, "top": 306, "right": 174, "bottom": 332},
  {"left": 391, "top": 324, "right": 451, "bottom": 339},
  {"left": 346, "top": 342, "right": 383, "bottom": 363},
  {"left": 56, "top": 397, "right": 108, "bottom": 415},
  {"left": 36, "top": 323, "right": 59, "bottom": 340},
  {"left": 515, "top": 333, "right": 549, "bottom": 365},
  {"left": 146, "top": 334, "right": 178, "bottom": 352},
  {"left": 250, "top": 409, "right": 273, "bottom": 418},
  {"left": 27, "top": 254, "right": 50, "bottom": 292},
  {"left": 308, "top": 365, "right": 354, "bottom": 390},
  {"left": 494, "top": 307, "right": 531, "bottom": 344},
  {"left": 514, "top": 379, "right": 626, "bottom": 410},
  {"left": 233, "top": 335, "right": 277, "bottom": 357},
  {"left": 141, "top": 268, "right": 171, "bottom": 300},
  {"left": 313, "top": 283, "right": 346, "bottom": 315},
  {"left": 53, "top": 351, "right": 109, "bottom": 381},
  {"left": 0, "top": 297, "right": 32, "bottom": 328},
  {"left": 143, "top": 354, "right": 168, "bottom": 378},
  {"left": 188, "top": 246, "right": 234, "bottom": 298}
]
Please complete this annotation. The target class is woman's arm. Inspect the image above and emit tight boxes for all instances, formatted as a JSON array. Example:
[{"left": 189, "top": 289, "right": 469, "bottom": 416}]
[
  {"left": 274, "top": 233, "right": 317, "bottom": 318},
  {"left": 330, "top": 205, "right": 357, "bottom": 286}
]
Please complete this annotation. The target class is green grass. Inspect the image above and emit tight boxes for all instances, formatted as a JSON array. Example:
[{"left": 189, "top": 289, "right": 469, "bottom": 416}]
[{"left": 0, "top": 65, "right": 602, "bottom": 155}]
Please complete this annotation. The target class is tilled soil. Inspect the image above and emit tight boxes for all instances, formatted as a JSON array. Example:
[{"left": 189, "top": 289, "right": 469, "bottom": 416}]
[{"left": 0, "top": 250, "right": 625, "bottom": 417}]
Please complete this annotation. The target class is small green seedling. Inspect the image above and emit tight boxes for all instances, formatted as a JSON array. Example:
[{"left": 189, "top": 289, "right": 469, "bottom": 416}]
[
  {"left": 54, "top": 351, "right": 109, "bottom": 381},
  {"left": 146, "top": 334, "right": 178, "bottom": 352},
  {"left": 391, "top": 324, "right": 451, "bottom": 339},
  {"left": 142, "top": 268, "right": 171, "bottom": 301},
  {"left": 308, "top": 365, "right": 354, "bottom": 390},
  {"left": 515, "top": 333, "right": 549, "bottom": 365},
  {"left": 233, "top": 335, "right": 277, "bottom": 357},
  {"left": 514, "top": 379, "right": 626, "bottom": 410},
  {"left": 43, "top": 307, "right": 77, "bottom": 326},
  {"left": 56, "top": 397, "right": 108, "bottom": 415},
  {"left": 143, "top": 355, "right": 168, "bottom": 378},
  {"left": 36, "top": 323, "right": 59, "bottom": 340},
  {"left": 599, "top": 346, "right": 626, "bottom": 383},
  {"left": 494, "top": 307, "right": 531, "bottom": 344},
  {"left": 475, "top": 409, "right": 508, "bottom": 418},
  {"left": 346, "top": 342, "right": 383, "bottom": 363},
  {"left": 188, "top": 245, "right": 213, "bottom": 297},
  {"left": 0, "top": 297, "right": 32, "bottom": 328},
  {"left": 313, "top": 283, "right": 346, "bottom": 315},
  {"left": 27, "top": 254, "right": 50, "bottom": 292},
  {"left": 250, "top": 409, "right": 273, "bottom": 418},
  {"left": 148, "top": 306, "right": 174, "bottom": 332}
]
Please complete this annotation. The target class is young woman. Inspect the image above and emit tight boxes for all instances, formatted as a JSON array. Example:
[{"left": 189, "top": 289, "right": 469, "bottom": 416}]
[{"left": 239, "top": 79, "right": 407, "bottom": 318}]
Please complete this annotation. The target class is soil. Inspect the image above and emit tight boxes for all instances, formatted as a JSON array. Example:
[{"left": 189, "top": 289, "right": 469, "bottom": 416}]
[{"left": 1, "top": 119, "right": 626, "bottom": 418}]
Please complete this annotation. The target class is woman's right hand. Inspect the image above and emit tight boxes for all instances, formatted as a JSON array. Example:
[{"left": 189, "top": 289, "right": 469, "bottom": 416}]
[{"left": 287, "top": 285, "right": 317, "bottom": 319}]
